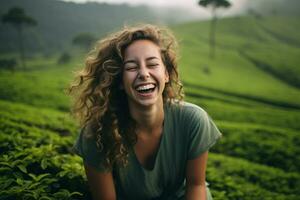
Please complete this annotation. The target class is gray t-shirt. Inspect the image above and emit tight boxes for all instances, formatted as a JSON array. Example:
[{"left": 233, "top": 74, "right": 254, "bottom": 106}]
[{"left": 73, "top": 102, "right": 222, "bottom": 199}]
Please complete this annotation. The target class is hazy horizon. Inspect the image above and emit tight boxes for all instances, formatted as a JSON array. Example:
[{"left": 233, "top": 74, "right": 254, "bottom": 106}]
[{"left": 58, "top": 0, "right": 249, "bottom": 19}]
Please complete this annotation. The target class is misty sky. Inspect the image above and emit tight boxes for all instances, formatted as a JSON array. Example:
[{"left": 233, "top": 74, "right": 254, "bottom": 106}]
[
  {"left": 60, "top": 0, "right": 249, "bottom": 17},
  {"left": 60, "top": 0, "right": 246, "bottom": 7}
]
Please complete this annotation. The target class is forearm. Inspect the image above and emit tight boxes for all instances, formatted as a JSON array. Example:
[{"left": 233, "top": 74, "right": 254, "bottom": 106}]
[
  {"left": 185, "top": 184, "right": 207, "bottom": 200},
  {"left": 84, "top": 164, "right": 116, "bottom": 200}
]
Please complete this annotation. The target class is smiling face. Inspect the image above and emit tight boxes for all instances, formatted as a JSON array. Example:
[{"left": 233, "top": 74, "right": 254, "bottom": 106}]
[{"left": 122, "top": 39, "right": 169, "bottom": 109}]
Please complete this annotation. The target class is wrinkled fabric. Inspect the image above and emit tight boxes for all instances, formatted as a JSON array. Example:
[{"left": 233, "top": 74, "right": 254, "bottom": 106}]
[{"left": 73, "top": 102, "right": 222, "bottom": 199}]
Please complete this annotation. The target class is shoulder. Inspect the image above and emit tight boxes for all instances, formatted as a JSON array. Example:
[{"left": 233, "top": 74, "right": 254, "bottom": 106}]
[
  {"left": 73, "top": 124, "right": 97, "bottom": 154},
  {"left": 164, "top": 101, "right": 211, "bottom": 134},
  {"left": 166, "top": 101, "right": 208, "bottom": 122},
  {"left": 73, "top": 123, "right": 110, "bottom": 172}
]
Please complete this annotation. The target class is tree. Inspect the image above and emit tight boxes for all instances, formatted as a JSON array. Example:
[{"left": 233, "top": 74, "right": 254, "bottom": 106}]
[
  {"left": 198, "top": 0, "right": 231, "bottom": 59},
  {"left": 72, "top": 33, "right": 96, "bottom": 51},
  {"left": 1, "top": 7, "right": 37, "bottom": 70}
]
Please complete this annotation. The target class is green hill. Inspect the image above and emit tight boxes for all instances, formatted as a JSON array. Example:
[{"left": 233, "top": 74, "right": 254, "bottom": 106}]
[
  {"left": 0, "top": 15, "right": 299, "bottom": 199},
  {"left": 172, "top": 16, "right": 300, "bottom": 108},
  {"left": 0, "top": 0, "right": 202, "bottom": 54}
]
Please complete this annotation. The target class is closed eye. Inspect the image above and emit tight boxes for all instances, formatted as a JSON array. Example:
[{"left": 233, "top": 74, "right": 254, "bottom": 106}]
[
  {"left": 147, "top": 63, "right": 159, "bottom": 67},
  {"left": 125, "top": 65, "right": 138, "bottom": 71}
]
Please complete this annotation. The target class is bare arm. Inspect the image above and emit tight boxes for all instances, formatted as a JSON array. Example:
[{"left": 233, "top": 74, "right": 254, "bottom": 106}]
[
  {"left": 84, "top": 163, "right": 116, "bottom": 200},
  {"left": 185, "top": 151, "right": 208, "bottom": 200}
]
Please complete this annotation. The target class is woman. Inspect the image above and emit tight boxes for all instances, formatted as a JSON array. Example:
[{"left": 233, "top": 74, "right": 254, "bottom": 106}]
[{"left": 70, "top": 24, "right": 222, "bottom": 200}]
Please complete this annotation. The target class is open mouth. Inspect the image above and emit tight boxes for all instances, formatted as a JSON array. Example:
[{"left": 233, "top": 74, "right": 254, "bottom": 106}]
[{"left": 135, "top": 83, "right": 156, "bottom": 94}]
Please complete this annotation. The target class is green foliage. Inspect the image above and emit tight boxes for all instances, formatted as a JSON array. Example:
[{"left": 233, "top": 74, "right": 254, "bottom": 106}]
[
  {"left": 57, "top": 52, "right": 71, "bottom": 64},
  {"left": 212, "top": 122, "right": 300, "bottom": 172},
  {"left": 198, "top": 0, "right": 231, "bottom": 8},
  {"left": 0, "top": 58, "right": 17, "bottom": 70},
  {"left": 198, "top": 0, "right": 231, "bottom": 58},
  {"left": 72, "top": 33, "right": 96, "bottom": 51},
  {"left": 243, "top": 46, "right": 300, "bottom": 88},
  {"left": 0, "top": 100, "right": 76, "bottom": 134},
  {"left": 0, "top": 14, "right": 300, "bottom": 199},
  {"left": 0, "top": 100, "right": 89, "bottom": 199},
  {"left": 0, "top": 0, "right": 204, "bottom": 53},
  {"left": 187, "top": 96, "right": 300, "bottom": 131},
  {"left": 1, "top": 7, "right": 37, "bottom": 27},
  {"left": 173, "top": 16, "right": 300, "bottom": 106},
  {"left": 0, "top": 147, "right": 87, "bottom": 199},
  {"left": 208, "top": 153, "right": 299, "bottom": 199},
  {"left": 1, "top": 6, "right": 37, "bottom": 70},
  {"left": 0, "top": 68, "right": 72, "bottom": 111}
]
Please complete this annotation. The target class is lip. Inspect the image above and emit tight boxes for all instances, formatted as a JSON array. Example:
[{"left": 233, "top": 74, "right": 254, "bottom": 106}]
[{"left": 133, "top": 82, "right": 157, "bottom": 97}]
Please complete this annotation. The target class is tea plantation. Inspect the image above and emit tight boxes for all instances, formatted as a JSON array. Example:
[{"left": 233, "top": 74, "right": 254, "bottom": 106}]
[{"left": 1, "top": 16, "right": 299, "bottom": 199}]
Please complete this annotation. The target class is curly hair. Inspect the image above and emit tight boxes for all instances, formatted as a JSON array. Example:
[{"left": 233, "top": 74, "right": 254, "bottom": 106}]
[{"left": 69, "top": 24, "right": 184, "bottom": 169}]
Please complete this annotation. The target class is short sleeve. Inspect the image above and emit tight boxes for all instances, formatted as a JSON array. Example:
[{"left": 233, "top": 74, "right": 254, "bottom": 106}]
[
  {"left": 72, "top": 126, "right": 111, "bottom": 172},
  {"left": 187, "top": 106, "right": 222, "bottom": 160}
]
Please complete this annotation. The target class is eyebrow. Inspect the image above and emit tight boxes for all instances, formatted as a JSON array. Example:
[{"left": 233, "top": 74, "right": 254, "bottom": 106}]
[
  {"left": 123, "top": 60, "right": 136, "bottom": 65},
  {"left": 146, "top": 56, "right": 159, "bottom": 61},
  {"left": 123, "top": 56, "right": 159, "bottom": 65}
]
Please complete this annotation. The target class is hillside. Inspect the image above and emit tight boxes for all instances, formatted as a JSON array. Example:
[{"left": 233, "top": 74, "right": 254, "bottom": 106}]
[
  {"left": 0, "top": 0, "right": 202, "bottom": 54},
  {"left": 0, "top": 0, "right": 155, "bottom": 53},
  {"left": 173, "top": 16, "right": 300, "bottom": 108},
  {"left": 1, "top": 15, "right": 300, "bottom": 199}
]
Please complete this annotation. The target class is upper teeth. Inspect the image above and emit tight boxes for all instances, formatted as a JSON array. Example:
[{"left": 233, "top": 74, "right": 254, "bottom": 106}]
[{"left": 136, "top": 84, "right": 155, "bottom": 91}]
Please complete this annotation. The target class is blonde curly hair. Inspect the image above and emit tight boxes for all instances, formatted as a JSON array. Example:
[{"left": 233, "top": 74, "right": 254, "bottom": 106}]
[{"left": 69, "top": 24, "right": 184, "bottom": 169}]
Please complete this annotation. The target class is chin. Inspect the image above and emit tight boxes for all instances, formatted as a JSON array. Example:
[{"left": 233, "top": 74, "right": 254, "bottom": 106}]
[
  {"left": 135, "top": 99, "right": 158, "bottom": 107},
  {"left": 129, "top": 95, "right": 163, "bottom": 108}
]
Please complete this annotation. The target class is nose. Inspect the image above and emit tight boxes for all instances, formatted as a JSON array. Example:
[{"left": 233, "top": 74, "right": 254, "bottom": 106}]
[{"left": 137, "top": 65, "right": 150, "bottom": 79}]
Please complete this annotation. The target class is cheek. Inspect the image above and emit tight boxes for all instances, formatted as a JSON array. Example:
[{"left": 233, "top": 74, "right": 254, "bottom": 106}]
[
  {"left": 158, "top": 68, "right": 169, "bottom": 82},
  {"left": 122, "top": 72, "right": 135, "bottom": 87}
]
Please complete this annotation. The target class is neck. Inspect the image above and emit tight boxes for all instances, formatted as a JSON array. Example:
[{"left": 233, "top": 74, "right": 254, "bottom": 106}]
[{"left": 128, "top": 101, "right": 164, "bottom": 135}]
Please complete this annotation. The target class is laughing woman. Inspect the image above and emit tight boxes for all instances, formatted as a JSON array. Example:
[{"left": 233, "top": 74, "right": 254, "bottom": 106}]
[{"left": 69, "top": 24, "right": 222, "bottom": 200}]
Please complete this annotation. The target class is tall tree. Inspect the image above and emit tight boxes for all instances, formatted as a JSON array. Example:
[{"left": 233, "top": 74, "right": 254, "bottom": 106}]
[
  {"left": 2, "top": 7, "right": 37, "bottom": 69},
  {"left": 72, "top": 33, "right": 96, "bottom": 52},
  {"left": 199, "top": 0, "right": 231, "bottom": 59}
]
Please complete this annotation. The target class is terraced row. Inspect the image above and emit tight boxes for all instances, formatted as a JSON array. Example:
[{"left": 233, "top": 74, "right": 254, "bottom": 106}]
[{"left": 1, "top": 100, "right": 299, "bottom": 199}]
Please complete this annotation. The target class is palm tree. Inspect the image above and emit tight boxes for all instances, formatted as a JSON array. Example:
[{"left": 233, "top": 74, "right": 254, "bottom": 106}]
[
  {"left": 2, "top": 7, "right": 37, "bottom": 69},
  {"left": 199, "top": 0, "right": 231, "bottom": 59}
]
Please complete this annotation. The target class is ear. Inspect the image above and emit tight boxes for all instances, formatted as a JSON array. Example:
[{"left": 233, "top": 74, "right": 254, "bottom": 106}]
[{"left": 165, "top": 69, "right": 169, "bottom": 83}]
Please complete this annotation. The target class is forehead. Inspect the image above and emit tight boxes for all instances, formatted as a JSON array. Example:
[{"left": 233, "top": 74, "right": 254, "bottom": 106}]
[{"left": 123, "top": 40, "right": 161, "bottom": 60}]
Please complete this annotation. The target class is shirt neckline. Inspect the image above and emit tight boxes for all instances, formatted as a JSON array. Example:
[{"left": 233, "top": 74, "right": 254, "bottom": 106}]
[{"left": 132, "top": 104, "right": 169, "bottom": 172}]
